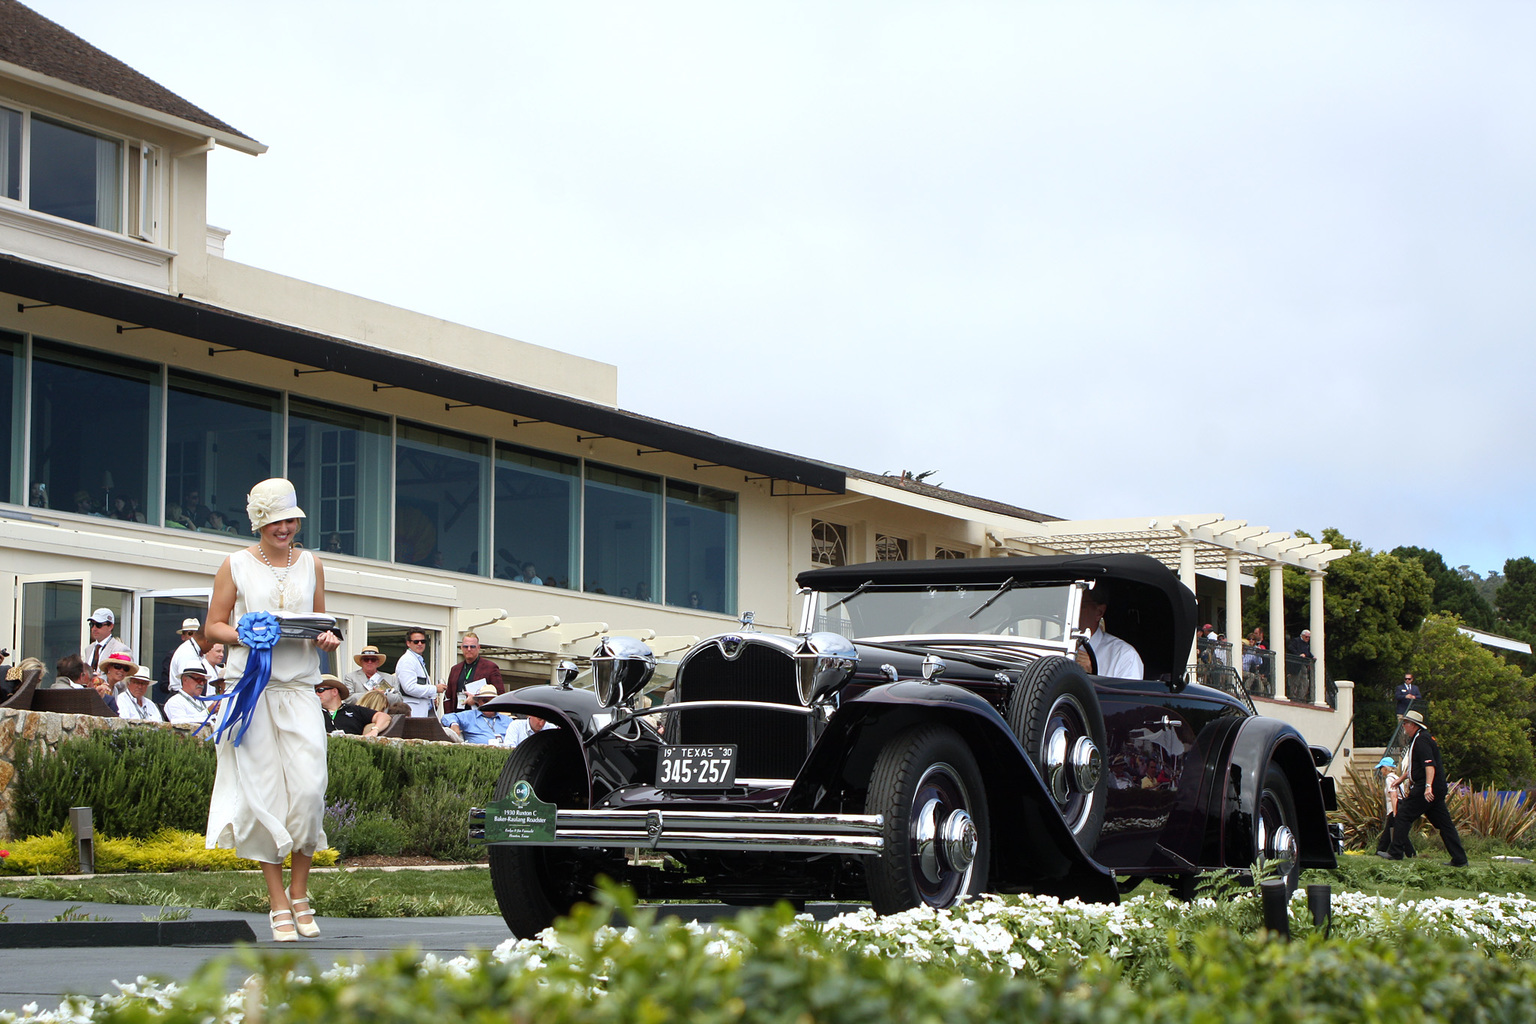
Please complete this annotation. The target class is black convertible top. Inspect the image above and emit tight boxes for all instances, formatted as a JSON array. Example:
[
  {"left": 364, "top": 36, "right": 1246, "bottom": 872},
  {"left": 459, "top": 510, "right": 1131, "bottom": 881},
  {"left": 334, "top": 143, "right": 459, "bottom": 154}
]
[{"left": 798, "top": 554, "right": 1198, "bottom": 682}]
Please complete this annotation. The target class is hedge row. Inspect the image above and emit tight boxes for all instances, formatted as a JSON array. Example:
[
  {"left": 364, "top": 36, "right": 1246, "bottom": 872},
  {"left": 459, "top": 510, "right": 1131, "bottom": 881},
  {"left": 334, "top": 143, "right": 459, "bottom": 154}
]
[
  {"left": 11, "top": 729, "right": 510, "bottom": 861},
  {"left": 0, "top": 829, "right": 340, "bottom": 876},
  {"left": 31, "top": 890, "right": 1536, "bottom": 1024}
]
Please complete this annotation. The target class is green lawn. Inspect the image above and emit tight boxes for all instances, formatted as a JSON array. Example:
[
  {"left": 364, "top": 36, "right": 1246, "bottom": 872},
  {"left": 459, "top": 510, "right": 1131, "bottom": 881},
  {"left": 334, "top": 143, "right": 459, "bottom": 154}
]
[
  {"left": 0, "top": 852, "right": 1530, "bottom": 917},
  {"left": 0, "top": 866, "right": 499, "bottom": 917}
]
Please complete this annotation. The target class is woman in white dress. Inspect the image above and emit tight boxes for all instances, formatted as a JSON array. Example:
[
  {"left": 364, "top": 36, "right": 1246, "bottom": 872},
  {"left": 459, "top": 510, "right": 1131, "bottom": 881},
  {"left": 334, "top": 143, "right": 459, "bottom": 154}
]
[{"left": 202, "top": 478, "right": 340, "bottom": 941}]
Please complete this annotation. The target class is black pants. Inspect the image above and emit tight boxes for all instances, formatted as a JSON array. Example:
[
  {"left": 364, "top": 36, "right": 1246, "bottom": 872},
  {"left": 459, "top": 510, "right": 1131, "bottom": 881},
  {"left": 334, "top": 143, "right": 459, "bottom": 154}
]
[
  {"left": 1376, "top": 812, "right": 1415, "bottom": 856},
  {"left": 1389, "top": 790, "right": 1466, "bottom": 864}
]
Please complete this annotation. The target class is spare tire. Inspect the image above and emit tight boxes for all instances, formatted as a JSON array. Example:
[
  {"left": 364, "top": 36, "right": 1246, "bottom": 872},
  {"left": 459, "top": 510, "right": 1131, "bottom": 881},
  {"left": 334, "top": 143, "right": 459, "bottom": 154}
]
[{"left": 1006, "top": 656, "right": 1109, "bottom": 851}]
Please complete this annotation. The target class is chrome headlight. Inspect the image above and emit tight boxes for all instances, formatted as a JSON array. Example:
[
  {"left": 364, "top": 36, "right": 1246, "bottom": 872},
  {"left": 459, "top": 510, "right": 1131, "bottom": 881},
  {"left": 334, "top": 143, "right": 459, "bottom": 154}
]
[
  {"left": 794, "top": 632, "right": 859, "bottom": 706},
  {"left": 591, "top": 636, "right": 655, "bottom": 708}
]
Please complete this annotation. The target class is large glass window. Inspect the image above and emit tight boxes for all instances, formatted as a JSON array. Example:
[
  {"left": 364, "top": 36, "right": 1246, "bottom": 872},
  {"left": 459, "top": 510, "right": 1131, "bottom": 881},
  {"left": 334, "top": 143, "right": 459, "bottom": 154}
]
[
  {"left": 584, "top": 463, "right": 660, "bottom": 599},
  {"left": 289, "top": 399, "right": 392, "bottom": 559},
  {"left": 166, "top": 372, "right": 280, "bottom": 533},
  {"left": 665, "top": 482, "right": 737, "bottom": 613},
  {"left": 29, "top": 340, "right": 159, "bottom": 521},
  {"left": 0, "top": 106, "right": 20, "bottom": 202},
  {"left": 494, "top": 443, "right": 577, "bottom": 589},
  {"left": 0, "top": 330, "right": 19, "bottom": 505},
  {"left": 30, "top": 115, "right": 121, "bottom": 231},
  {"left": 395, "top": 423, "right": 487, "bottom": 571}
]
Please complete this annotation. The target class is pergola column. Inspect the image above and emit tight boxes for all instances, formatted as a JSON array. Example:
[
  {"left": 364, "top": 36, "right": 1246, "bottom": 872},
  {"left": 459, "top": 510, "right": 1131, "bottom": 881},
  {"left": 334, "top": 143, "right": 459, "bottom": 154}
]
[
  {"left": 1179, "top": 539, "right": 1198, "bottom": 675},
  {"left": 1225, "top": 552, "right": 1243, "bottom": 672},
  {"left": 1310, "top": 571, "right": 1328, "bottom": 706},
  {"left": 1269, "top": 564, "right": 1287, "bottom": 702}
]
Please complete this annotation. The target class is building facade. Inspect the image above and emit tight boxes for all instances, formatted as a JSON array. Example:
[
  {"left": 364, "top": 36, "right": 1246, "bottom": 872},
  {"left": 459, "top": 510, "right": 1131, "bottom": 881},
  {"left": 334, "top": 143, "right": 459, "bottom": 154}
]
[{"left": 0, "top": 1, "right": 1349, "bottom": 763}]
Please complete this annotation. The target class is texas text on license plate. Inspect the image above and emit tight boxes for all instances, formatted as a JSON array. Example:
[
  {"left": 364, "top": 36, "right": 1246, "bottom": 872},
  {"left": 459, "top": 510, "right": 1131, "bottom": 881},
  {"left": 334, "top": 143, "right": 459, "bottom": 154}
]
[{"left": 656, "top": 745, "right": 738, "bottom": 789}]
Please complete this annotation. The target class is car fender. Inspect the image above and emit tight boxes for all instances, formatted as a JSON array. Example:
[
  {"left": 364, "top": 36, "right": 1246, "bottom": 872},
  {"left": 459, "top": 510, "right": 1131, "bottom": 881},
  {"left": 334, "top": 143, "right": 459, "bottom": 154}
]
[
  {"left": 480, "top": 686, "right": 607, "bottom": 800},
  {"left": 787, "top": 680, "right": 1121, "bottom": 904},
  {"left": 1223, "top": 716, "right": 1337, "bottom": 870}
]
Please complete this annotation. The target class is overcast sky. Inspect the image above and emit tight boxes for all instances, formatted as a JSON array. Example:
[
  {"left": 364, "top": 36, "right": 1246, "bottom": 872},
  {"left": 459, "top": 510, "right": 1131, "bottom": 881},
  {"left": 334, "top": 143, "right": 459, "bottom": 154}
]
[{"left": 28, "top": 2, "right": 1536, "bottom": 576}]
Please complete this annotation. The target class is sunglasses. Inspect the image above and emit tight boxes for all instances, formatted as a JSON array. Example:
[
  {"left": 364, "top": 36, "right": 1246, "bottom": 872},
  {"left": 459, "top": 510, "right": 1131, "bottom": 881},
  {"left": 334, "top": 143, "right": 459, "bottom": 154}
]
[{"left": 315, "top": 685, "right": 337, "bottom": 693}]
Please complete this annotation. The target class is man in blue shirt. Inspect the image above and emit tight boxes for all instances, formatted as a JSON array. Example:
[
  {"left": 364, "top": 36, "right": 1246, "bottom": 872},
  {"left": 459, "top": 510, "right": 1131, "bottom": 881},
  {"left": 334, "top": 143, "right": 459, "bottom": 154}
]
[{"left": 443, "top": 684, "right": 511, "bottom": 744}]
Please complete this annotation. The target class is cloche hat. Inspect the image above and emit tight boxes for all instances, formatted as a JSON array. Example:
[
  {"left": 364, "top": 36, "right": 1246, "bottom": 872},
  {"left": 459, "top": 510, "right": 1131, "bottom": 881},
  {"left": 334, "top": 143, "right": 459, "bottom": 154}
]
[{"left": 246, "top": 478, "right": 306, "bottom": 532}]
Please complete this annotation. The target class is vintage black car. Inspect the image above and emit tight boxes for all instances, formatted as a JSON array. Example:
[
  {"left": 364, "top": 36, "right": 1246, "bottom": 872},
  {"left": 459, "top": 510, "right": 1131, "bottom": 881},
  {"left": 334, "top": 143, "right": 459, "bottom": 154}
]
[{"left": 470, "top": 554, "right": 1338, "bottom": 937}]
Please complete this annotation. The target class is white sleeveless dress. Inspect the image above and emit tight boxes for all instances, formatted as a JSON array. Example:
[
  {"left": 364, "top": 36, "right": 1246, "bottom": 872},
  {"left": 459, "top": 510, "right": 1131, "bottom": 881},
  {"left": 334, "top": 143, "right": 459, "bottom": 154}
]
[{"left": 205, "top": 549, "right": 329, "bottom": 863}]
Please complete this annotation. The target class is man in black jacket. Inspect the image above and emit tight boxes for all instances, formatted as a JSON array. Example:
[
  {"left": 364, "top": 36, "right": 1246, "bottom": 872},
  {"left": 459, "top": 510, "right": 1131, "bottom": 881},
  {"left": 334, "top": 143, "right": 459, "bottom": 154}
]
[{"left": 1380, "top": 710, "right": 1468, "bottom": 866}]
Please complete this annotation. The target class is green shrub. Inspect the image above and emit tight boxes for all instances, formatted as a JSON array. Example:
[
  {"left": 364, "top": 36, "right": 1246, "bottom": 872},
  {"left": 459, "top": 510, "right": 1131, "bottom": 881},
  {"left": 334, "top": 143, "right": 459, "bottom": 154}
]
[
  {"left": 12, "top": 728, "right": 216, "bottom": 838},
  {"left": 0, "top": 828, "right": 339, "bottom": 875},
  {"left": 57, "top": 887, "right": 1536, "bottom": 1024},
  {"left": 12, "top": 728, "right": 510, "bottom": 862}
]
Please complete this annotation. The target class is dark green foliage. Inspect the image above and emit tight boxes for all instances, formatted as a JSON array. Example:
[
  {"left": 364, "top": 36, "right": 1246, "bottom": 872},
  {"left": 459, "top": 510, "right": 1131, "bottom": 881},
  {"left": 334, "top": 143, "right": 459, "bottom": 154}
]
[
  {"left": 12, "top": 728, "right": 216, "bottom": 838},
  {"left": 14, "top": 730, "right": 510, "bottom": 859},
  {"left": 1411, "top": 614, "right": 1536, "bottom": 787},
  {"left": 81, "top": 885, "right": 1536, "bottom": 1024},
  {"left": 1498, "top": 557, "right": 1536, "bottom": 632},
  {"left": 1393, "top": 545, "right": 1496, "bottom": 630}
]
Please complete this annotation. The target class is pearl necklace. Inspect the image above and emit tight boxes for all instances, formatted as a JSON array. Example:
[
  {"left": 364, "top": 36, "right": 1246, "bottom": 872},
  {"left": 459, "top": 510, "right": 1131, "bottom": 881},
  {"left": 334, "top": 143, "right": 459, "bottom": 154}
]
[{"left": 257, "top": 543, "right": 295, "bottom": 609}]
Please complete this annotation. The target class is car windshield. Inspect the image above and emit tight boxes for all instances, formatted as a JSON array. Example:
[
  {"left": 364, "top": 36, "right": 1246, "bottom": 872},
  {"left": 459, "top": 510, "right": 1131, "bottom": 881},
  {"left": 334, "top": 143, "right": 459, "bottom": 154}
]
[{"left": 809, "top": 582, "right": 1076, "bottom": 641}]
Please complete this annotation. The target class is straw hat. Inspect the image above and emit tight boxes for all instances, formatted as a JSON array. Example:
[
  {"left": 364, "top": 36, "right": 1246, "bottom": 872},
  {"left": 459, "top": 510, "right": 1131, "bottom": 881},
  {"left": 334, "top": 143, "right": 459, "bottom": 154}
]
[{"left": 353, "top": 645, "right": 386, "bottom": 667}]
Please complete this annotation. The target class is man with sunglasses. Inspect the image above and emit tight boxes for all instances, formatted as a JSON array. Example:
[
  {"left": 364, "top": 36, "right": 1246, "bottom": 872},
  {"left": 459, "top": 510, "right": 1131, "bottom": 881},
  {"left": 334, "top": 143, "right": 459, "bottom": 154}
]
[
  {"left": 396, "top": 629, "right": 437, "bottom": 717},
  {"left": 316, "top": 676, "right": 378, "bottom": 735},
  {"left": 81, "top": 607, "right": 133, "bottom": 681}
]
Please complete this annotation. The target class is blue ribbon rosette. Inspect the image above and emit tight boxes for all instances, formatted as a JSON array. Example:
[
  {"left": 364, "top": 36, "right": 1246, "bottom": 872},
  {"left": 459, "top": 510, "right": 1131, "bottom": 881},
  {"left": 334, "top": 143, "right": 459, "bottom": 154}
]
[{"left": 207, "top": 610, "right": 282, "bottom": 746}]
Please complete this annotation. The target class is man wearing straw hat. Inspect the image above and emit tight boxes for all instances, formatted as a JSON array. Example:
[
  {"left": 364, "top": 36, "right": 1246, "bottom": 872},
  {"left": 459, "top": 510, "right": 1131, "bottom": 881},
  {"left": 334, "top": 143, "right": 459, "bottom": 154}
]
[
  {"left": 1379, "top": 709, "right": 1467, "bottom": 866},
  {"left": 344, "top": 645, "right": 398, "bottom": 703}
]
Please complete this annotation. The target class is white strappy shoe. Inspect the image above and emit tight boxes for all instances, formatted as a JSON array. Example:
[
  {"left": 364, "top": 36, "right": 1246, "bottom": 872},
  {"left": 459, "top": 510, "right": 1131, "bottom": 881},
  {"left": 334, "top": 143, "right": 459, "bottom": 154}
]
[
  {"left": 287, "top": 889, "right": 320, "bottom": 938},
  {"left": 269, "top": 908, "right": 298, "bottom": 942}
]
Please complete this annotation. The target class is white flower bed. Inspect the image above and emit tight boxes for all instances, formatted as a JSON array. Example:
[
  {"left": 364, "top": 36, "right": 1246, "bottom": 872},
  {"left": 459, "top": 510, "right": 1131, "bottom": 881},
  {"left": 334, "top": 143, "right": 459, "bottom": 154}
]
[{"left": 7, "top": 890, "right": 1536, "bottom": 1021}]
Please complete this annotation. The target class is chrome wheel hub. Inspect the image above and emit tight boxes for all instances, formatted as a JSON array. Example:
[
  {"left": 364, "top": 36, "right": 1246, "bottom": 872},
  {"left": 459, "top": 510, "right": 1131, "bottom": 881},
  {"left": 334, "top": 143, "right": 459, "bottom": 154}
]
[{"left": 914, "top": 798, "right": 977, "bottom": 883}]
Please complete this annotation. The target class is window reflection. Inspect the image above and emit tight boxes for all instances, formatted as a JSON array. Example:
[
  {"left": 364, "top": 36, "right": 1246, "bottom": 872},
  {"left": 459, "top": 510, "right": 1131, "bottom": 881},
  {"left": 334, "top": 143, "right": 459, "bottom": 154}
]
[
  {"left": 666, "top": 482, "right": 737, "bottom": 613},
  {"left": 167, "top": 372, "right": 280, "bottom": 533},
  {"left": 395, "top": 423, "right": 486, "bottom": 571},
  {"left": 290, "top": 399, "right": 392, "bottom": 559},
  {"left": 31, "top": 116, "right": 121, "bottom": 230},
  {"left": 0, "top": 330, "right": 18, "bottom": 504},
  {"left": 494, "top": 443, "right": 577, "bottom": 589},
  {"left": 29, "top": 340, "right": 158, "bottom": 522},
  {"left": 584, "top": 463, "right": 660, "bottom": 599},
  {"left": 0, "top": 106, "right": 19, "bottom": 202}
]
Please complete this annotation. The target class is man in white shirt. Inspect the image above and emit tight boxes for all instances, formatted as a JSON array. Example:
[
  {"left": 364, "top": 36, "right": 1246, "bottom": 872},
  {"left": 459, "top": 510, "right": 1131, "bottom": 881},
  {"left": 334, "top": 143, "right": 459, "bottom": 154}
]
[
  {"left": 395, "top": 629, "right": 438, "bottom": 717},
  {"left": 81, "top": 607, "right": 132, "bottom": 678},
  {"left": 1078, "top": 588, "right": 1145, "bottom": 680},
  {"left": 116, "top": 669, "right": 166, "bottom": 721},
  {"left": 507, "top": 714, "right": 557, "bottom": 747},
  {"left": 164, "top": 666, "right": 213, "bottom": 732},
  {"left": 168, "top": 617, "right": 212, "bottom": 695}
]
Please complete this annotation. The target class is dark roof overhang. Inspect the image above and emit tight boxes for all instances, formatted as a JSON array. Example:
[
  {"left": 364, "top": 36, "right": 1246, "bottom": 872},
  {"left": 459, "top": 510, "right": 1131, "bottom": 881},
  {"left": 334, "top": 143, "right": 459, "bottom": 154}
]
[{"left": 1, "top": 255, "right": 845, "bottom": 493}]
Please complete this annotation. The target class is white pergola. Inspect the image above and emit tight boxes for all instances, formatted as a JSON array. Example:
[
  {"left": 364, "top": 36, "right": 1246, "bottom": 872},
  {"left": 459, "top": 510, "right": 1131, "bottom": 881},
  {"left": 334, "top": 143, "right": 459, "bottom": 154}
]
[{"left": 985, "top": 514, "right": 1351, "bottom": 704}]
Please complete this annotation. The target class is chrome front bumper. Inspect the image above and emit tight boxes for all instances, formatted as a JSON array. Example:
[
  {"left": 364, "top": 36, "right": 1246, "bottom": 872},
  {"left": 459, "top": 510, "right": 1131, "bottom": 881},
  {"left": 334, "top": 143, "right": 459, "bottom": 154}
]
[{"left": 469, "top": 808, "right": 885, "bottom": 855}]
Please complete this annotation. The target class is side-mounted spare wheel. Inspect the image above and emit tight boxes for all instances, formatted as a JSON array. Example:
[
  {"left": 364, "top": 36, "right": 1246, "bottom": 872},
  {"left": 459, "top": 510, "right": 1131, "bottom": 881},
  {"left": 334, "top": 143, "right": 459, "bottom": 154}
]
[
  {"left": 865, "top": 723, "right": 991, "bottom": 914},
  {"left": 488, "top": 730, "right": 605, "bottom": 938},
  {"left": 1006, "top": 656, "right": 1109, "bottom": 852}
]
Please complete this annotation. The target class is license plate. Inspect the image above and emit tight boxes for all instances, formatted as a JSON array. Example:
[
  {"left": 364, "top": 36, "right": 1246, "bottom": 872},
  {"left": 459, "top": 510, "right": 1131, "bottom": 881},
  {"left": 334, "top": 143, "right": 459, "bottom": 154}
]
[{"left": 656, "top": 745, "right": 738, "bottom": 789}]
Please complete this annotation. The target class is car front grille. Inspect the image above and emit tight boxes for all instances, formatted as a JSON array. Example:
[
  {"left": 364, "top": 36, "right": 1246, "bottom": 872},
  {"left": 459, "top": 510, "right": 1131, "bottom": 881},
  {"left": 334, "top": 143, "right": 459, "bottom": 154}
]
[{"left": 672, "top": 642, "right": 809, "bottom": 779}]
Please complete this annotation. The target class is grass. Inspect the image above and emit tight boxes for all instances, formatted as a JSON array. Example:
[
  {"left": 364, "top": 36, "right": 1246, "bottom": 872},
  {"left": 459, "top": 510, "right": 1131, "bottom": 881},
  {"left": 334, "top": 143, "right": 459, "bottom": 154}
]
[
  {"left": 0, "top": 866, "right": 499, "bottom": 917},
  {"left": 0, "top": 855, "right": 1531, "bottom": 917}
]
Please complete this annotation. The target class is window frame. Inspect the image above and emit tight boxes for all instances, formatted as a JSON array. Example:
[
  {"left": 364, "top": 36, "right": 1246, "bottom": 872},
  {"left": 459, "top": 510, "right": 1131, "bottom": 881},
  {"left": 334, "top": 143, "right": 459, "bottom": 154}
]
[{"left": 0, "top": 101, "right": 155, "bottom": 239}]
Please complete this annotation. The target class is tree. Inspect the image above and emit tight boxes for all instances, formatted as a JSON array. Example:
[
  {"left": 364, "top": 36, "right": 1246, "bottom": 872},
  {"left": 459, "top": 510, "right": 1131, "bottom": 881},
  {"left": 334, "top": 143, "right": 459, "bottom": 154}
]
[
  {"left": 1249, "top": 530, "right": 1432, "bottom": 745},
  {"left": 1391, "top": 546, "right": 1495, "bottom": 630},
  {"left": 1411, "top": 614, "right": 1536, "bottom": 788},
  {"left": 1497, "top": 557, "right": 1536, "bottom": 633}
]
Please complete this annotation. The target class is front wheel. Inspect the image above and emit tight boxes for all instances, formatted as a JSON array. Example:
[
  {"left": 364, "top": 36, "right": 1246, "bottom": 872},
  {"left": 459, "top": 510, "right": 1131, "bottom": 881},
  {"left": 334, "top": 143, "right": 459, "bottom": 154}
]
[
  {"left": 865, "top": 724, "right": 990, "bottom": 914},
  {"left": 487, "top": 730, "right": 600, "bottom": 937}
]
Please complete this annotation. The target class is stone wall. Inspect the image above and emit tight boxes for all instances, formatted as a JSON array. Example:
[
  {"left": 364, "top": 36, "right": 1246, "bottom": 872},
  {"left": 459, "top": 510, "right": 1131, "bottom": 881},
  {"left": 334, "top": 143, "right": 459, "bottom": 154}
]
[{"left": 0, "top": 709, "right": 454, "bottom": 841}]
